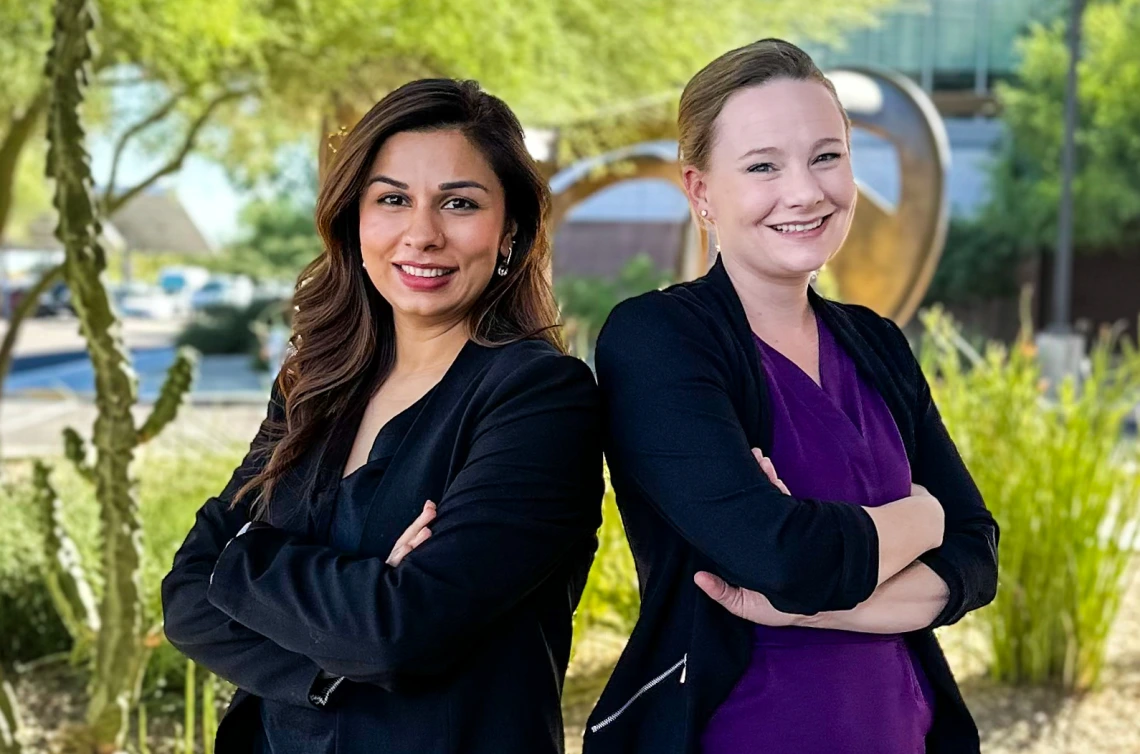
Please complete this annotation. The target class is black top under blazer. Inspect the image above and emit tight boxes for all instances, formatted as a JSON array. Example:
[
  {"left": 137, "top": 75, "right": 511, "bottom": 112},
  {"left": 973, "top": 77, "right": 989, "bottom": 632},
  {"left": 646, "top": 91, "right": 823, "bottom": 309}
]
[
  {"left": 161, "top": 338, "right": 604, "bottom": 754},
  {"left": 584, "top": 256, "right": 999, "bottom": 754}
]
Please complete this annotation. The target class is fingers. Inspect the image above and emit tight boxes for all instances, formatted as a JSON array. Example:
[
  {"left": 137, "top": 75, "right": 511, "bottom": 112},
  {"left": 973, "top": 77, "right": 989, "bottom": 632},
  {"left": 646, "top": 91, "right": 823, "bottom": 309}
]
[
  {"left": 911, "top": 483, "right": 931, "bottom": 498},
  {"left": 694, "top": 571, "right": 729, "bottom": 601},
  {"left": 694, "top": 572, "right": 745, "bottom": 618},
  {"left": 386, "top": 501, "right": 436, "bottom": 567},
  {"left": 408, "top": 525, "right": 432, "bottom": 550},
  {"left": 392, "top": 501, "right": 436, "bottom": 551},
  {"left": 752, "top": 448, "right": 790, "bottom": 495}
]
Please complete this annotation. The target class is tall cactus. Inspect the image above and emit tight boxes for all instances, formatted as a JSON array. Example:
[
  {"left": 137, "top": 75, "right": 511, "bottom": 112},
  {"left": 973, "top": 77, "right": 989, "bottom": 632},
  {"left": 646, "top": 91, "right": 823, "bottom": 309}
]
[
  {"left": 32, "top": 460, "right": 100, "bottom": 654},
  {"left": 44, "top": 0, "right": 194, "bottom": 747}
]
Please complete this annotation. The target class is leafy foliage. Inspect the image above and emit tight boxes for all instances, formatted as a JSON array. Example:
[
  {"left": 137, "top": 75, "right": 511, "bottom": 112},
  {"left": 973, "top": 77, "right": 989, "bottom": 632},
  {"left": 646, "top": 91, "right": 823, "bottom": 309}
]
[
  {"left": 988, "top": 0, "right": 1140, "bottom": 252},
  {"left": 920, "top": 305, "right": 1140, "bottom": 689}
]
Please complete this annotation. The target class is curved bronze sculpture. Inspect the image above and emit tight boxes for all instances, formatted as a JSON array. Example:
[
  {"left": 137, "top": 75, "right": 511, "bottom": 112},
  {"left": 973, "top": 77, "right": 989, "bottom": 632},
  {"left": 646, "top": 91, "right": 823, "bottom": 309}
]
[{"left": 320, "top": 67, "right": 949, "bottom": 325}]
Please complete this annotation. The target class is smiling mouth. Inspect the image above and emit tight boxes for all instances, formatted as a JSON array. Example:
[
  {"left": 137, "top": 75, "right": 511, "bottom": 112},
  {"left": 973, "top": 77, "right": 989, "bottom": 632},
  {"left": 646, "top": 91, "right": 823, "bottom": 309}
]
[
  {"left": 394, "top": 264, "right": 457, "bottom": 278},
  {"left": 769, "top": 214, "right": 832, "bottom": 234}
]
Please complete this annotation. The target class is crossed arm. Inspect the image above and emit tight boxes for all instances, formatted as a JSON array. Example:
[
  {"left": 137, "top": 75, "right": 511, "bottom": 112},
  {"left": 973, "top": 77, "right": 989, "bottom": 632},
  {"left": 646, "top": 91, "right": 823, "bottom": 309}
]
[{"left": 695, "top": 449, "right": 951, "bottom": 633}]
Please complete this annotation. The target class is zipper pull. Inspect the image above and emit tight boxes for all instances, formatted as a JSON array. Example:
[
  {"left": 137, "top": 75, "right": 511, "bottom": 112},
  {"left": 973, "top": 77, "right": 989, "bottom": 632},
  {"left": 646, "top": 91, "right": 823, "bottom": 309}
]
[{"left": 679, "top": 654, "right": 688, "bottom": 684}]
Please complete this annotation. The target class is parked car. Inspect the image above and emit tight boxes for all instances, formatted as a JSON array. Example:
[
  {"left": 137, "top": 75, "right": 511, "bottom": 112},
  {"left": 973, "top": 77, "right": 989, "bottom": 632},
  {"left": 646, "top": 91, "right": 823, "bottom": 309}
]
[
  {"left": 158, "top": 265, "right": 211, "bottom": 315},
  {"left": 113, "top": 282, "right": 179, "bottom": 319},
  {"left": 191, "top": 275, "right": 255, "bottom": 311}
]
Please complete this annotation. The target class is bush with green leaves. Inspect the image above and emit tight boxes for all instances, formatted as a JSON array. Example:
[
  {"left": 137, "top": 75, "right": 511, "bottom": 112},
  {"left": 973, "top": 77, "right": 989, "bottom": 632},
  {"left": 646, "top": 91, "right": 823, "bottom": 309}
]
[
  {"left": 920, "top": 306, "right": 1140, "bottom": 690},
  {"left": 573, "top": 474, "right": 639, "bottom": 645},
  {"left": 176, "top": 298, "right": 287, "bottom": 362},
  {"left": 0, "top": 448, "right": 245, "bottom": 693}
]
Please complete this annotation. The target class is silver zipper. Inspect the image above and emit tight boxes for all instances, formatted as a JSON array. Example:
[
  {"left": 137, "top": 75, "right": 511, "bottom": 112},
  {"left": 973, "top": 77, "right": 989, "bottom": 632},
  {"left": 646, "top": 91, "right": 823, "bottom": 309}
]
[
  {"left": 588, "top": 654, "right": 687, "bottom": 734},
  {"left": 310, "top": 675, "right": 345, "bottom": 707}
]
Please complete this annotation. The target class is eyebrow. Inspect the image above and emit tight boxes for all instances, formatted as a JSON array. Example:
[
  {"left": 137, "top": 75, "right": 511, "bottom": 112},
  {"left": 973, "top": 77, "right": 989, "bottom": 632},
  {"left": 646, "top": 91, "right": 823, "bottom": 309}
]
[
  {"left": 366, "top": 175, "right": 489, "bottom": 192},
  {"left": 739, "top": 137, "right": 845, "bottom": 160}
]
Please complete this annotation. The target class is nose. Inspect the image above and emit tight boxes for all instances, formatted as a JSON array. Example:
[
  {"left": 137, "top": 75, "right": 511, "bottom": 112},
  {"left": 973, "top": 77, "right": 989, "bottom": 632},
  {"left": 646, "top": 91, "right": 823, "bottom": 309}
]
[
  {"left": 781, "top": 165, "right": 826, "bottom": 210},
  {"left": 402, "top": 205, "right": 444, "bottom": 252}
]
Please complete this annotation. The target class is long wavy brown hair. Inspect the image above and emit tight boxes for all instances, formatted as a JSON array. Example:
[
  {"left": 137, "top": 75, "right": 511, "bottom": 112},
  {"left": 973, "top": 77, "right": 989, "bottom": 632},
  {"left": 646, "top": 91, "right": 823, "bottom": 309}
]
[{"left": 234, "top": 78, "right": 563, "bottom": 514}]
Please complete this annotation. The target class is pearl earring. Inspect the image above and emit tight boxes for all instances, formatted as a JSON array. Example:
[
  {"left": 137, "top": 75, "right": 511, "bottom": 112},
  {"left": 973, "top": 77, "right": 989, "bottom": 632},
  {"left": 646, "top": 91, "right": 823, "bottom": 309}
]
[{"left": 700, "top": 209, "right": 708, "bottom": 218}]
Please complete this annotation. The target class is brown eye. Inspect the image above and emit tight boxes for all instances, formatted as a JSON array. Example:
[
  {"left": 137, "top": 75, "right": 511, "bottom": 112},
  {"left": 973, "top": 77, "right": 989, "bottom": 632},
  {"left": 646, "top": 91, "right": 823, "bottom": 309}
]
[{"left": 443, "top": 197, "right": 478, "bottom": 210}]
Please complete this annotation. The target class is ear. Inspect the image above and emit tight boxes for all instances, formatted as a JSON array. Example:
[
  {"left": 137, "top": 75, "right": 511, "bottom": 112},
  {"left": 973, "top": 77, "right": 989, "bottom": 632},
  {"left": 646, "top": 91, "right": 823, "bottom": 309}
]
[
  {"left": 682, "top": 164, "right": 712, "bottom": 222},
  {"left": 500, "top": 221, "right": 518, "bottom": 255}
]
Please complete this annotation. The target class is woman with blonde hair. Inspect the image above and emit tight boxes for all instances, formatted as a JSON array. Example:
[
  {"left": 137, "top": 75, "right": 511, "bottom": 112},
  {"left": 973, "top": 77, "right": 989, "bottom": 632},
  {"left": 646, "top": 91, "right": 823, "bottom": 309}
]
[{"left": 587, "top": 39, "right": 998, "bottom": 754}]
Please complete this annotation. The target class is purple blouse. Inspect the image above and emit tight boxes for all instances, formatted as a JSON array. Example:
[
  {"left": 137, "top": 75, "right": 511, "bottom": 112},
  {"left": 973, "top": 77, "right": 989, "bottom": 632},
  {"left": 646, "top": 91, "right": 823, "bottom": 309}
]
[{"left": 700, "top": 316, "right": 934, "bottom": 754}]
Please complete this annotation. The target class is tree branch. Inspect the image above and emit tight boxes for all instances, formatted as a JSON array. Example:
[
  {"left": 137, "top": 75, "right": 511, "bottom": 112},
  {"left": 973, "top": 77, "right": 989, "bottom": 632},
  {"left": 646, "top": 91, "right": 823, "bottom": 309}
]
[
  {"left": 0, "top": 262, "right": 66, "bottom": 474},
  {"left": 102, "top": 88, "right": 187, "bottom": 208},
  {"left": 105, "top": 87, "right": 247, "bottom": 215},
  {"left": 0, "top": 86, "right": 51, "bottom": 244}
]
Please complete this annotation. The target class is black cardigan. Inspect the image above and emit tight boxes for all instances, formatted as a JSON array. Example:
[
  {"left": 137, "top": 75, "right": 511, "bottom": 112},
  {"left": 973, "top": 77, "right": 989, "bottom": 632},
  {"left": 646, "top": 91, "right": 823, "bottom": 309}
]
[
  {"left": 161, "top": 339, "right": 603, "bottom": 754},
  {"left": 584, "top": 257, "right": 999, "bottom": 754}
]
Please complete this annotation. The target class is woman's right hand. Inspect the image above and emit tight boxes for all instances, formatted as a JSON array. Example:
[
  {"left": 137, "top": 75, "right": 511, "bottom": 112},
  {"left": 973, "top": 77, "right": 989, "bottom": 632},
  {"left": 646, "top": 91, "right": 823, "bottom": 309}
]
[
  {"left": 385, "top": 501, "right": 436, "bottom": 567},
  {"left": 908, "top": 483, "right": 944, "bottom": 549}
]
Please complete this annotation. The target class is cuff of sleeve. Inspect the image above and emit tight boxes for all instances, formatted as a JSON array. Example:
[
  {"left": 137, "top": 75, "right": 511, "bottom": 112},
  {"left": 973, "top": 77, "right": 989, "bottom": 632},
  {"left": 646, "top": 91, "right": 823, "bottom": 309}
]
[
  {"left": 838, "top": 503, "right": 881, "bottom": 609},
  {"left": 917, "top": 549, "right": 965, "bottom": 628}
]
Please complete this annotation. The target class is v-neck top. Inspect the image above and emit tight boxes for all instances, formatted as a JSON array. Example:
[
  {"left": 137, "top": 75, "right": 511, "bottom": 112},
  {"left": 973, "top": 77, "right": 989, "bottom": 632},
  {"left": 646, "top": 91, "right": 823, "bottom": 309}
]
[
  {"left": 701, "top": 316, "right": 933, "bottom": 753},
  {"left": 257, "top": 387, "right": 434, "bottom": 754},
  {"left": 326, "top": 388, "right": 436, "bottom": 551}
]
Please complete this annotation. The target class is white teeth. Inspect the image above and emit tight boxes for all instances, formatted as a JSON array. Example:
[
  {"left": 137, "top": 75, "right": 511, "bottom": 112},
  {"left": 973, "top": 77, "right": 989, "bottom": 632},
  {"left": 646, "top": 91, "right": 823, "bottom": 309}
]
[
  {"left": 774, "top": 217, "right": 825, "bottom": 233},
  {"left": 399, "top": 265, "right": 452, "bottom": 278}
]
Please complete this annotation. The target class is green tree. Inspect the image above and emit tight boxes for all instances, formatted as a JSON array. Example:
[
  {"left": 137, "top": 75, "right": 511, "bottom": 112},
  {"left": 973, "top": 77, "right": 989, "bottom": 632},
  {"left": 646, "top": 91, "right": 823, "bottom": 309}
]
[
  {"left": 2, "top": 0, "right": 900, "bottom": 416},
  {"left": 987, "top": 0, "right": 1140, "bottom": 253},
  {"left": 3, "top": 0, "right": 903, "bottom": 245}
]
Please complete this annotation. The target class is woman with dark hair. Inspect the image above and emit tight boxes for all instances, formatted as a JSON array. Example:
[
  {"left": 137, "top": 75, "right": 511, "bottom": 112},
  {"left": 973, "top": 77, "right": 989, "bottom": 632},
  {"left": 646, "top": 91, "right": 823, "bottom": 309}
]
[
  {"left": 162, "top": 78, "right": 603, "bottom": 754},
  {"left": 585, "top": 39, "right": 998, "bottom": 754}
]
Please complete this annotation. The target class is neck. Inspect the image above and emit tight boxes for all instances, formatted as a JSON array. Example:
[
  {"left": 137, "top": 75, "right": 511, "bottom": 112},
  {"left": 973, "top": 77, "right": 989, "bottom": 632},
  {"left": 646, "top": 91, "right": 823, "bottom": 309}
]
[
  {"left": 392, "top": 315, "right": 470, "bottom": 376},
  {"left": 721, "top": 254, "right": 815, "bottom": 340}
]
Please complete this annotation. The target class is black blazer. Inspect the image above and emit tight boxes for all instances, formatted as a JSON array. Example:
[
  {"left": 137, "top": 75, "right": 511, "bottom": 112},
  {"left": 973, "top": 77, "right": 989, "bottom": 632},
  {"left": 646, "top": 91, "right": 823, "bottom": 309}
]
[
  {"left": 584, "top": 257, "right": 999, "bottom": 754},
  {"left": 161, "top": 339, "right": 603, "bottom": 754}
]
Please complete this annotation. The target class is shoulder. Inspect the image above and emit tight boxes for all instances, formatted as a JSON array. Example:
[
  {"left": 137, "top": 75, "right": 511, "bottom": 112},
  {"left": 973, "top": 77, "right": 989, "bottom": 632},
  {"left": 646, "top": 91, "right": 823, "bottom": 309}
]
[
  {"left": 598, "top": 281, "right": 726, "bottom": 355},
  {"left": 480, "top": 338, "right": 597, "bottom": 395}
]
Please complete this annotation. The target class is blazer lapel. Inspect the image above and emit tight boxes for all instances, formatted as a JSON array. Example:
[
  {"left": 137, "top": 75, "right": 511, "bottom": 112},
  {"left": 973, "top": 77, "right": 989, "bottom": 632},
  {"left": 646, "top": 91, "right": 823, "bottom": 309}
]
[{"left": 353, "top": 339, "right": 499, "bottom": 557}]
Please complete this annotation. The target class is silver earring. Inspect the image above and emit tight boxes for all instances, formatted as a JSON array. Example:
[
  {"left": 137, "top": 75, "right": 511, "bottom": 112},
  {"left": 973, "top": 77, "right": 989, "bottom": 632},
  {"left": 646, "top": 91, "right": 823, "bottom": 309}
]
[
  {"left": 497, "top": 242, "right": 513, "bottom": 277},
  {"left": 362, "top": 260, "right": 367, "bottom": 270}
]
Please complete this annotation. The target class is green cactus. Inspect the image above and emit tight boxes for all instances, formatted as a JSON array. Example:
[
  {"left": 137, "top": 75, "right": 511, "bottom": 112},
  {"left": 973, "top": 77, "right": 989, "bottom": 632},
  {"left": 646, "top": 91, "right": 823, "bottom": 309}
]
[
  {"left": 137, "top": 348, "right": 197, "bottom": 445},
  {"left": 0, "top": 665, "right": 20, "bottom": 754},
  {"left": 62, "top": 427, "right": 95, "bottom": 483},
  {"left": 32, "top": 461, "right": 100, "bottom": 653},
  {"left": 43, "top": 0, "right": 191, "bottom": 746}
]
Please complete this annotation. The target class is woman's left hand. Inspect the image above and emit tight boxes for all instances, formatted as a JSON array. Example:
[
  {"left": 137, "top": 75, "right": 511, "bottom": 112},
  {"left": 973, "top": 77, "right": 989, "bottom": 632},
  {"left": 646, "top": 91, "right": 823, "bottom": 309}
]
[
  {"left": 694, "top": 571, "right": 802, "bottom": 626},
  {"left": 694, "top": 447, "right": 801, "bottom": 626}
]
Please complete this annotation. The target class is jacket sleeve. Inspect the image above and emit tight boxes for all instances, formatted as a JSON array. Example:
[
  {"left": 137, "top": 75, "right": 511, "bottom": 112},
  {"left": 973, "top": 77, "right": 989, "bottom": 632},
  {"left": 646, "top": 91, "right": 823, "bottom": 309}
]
[
  {"left": 160, "top": 382, "right": 327, "bottom": 707},
  {"left": 595, "top": 295, "right": 880, "bottom": 615},
  {"left": 889, "top": 321, "right": 1000, "bottom": 628},
  {"left": 203, "top": 352, "right": 603, "bottom": 687}
]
